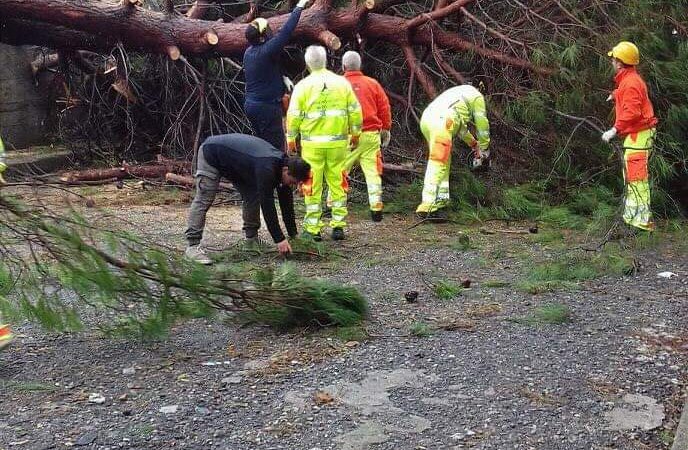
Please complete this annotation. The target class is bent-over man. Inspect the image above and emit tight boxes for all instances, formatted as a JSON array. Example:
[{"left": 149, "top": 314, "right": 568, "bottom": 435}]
[{"left": 185, "top": 134, "right": 311, "bottom": 264}]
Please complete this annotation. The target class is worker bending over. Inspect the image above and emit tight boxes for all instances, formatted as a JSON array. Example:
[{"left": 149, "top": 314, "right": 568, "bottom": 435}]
[
  {"left": 184, "top": 134, "right": 311, "bottom": 264},
  {"left": 340, "top": 51, "right": 391, "bottom": 222},
  {"left": 602, "top": 41, "right": 658, "bottom": 231},
  {"left": 416, "top": 84, "right": 491, "bottom": 219},
  {"left": 286, "top": 46, "right": 362, "bottom": 241},
  {"left": 243, "top": 0, "right": 310, "bottom": 151}
]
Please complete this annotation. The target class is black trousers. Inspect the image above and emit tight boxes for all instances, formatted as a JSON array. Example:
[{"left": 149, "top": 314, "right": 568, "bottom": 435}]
[{"left": 244, "top": 101, "right": 285, "bottom": 153}]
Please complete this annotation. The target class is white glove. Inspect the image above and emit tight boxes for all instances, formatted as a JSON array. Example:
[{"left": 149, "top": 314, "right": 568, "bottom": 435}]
[
  {"left": 602, "top": 127, "right": 617, "bottom": 143},
  {"left": 606, "top": 94, "right": 613, "bottom": 102},
  {"left": 296, "top": 0, "right": 310, "bottom": 8},
  {"left": 380, "top": 130, "right": 391, "bottom": 148},
  {"left": 282, "top": 76, "right": 294, "bottom": 92},
  {"left": 472, "top": 150, "right": 490, "bottom": 169}
]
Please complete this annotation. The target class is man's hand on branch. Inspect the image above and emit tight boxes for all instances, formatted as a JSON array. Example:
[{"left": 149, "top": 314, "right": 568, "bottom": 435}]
[{"left": 277, "top": 239, "right": 292, "bottom": 256}]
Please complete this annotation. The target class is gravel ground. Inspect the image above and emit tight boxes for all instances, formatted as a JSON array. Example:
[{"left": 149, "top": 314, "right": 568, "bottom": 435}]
[{"left": 1, "top": 186, "right": 687, "bottom": 450}]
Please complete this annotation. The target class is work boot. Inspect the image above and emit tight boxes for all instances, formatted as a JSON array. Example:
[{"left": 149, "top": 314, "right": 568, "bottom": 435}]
[
  {"left": 331, "top": 228, "right": 345, "bottom": 241},
  {"left": 416, "top": 211, "right": 429, "bottom": 220},
  {"left": 0, "top": 324, "right": 14, "bottom": 351},
  {"left": 370, "top": 211, "right": 383, "bottom": 222},
  {"left": 429, "top": 209, "right": 449, "bottom": 223},
  {"left": 301, "top": 231, "right": 322, "bottom": 242},
  {"left": 321, "top": 207, "right": 332, "bottom": 219},
  {"left": 185, "top": 245, "right": 213, "bottom": 265}
]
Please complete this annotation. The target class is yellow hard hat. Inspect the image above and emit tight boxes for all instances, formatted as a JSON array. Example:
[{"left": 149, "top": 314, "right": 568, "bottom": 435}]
[
  {"left": 608, "top": 41, "right": 640, "bottom": 66},
  {"left": 250, "top": 18, "right": 269, "bottom": 34}
]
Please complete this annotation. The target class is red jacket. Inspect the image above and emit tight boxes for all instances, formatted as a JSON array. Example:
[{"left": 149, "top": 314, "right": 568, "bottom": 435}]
[
  {"left": 613, "top": 67, "right": 658, "bottom": 135},
  {"left": 344, "top": 71, "right": 392, "bottom": 132}
]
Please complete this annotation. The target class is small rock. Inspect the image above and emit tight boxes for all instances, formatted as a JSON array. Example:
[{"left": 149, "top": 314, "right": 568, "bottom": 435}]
[
  {"left": 195, "top": 406, "right": 211, "bottom": 416},
  {"left": 221, "top": 375, "right": 243, "bottom": 385},
  {"left": 75, "top": 431, "right": 97, "bottom": 446},
  {"left": 657, "top": 271, "right": 677, "bottom": 279},
  {"left": 122, "top": 367, "right": 136, "bottom": 376},
  {"left": 88, "top": 393, "right": 106, "bottom": 404},
  {"left": 159, "top": 405, "right": 179, "bottom": 414}
]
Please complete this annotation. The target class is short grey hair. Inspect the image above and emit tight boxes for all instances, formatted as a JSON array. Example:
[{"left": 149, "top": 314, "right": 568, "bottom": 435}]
[
  {"left": 342, "top": 51, "right": 361, "bottom": 71},
  {"left": 304, "top": 45, "right": 327, "bottom": 72}
]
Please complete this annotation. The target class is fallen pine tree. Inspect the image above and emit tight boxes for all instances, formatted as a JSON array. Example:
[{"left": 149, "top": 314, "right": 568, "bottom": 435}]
[{"left": 0, "top": 193, "right": 368, "bottom": 337}]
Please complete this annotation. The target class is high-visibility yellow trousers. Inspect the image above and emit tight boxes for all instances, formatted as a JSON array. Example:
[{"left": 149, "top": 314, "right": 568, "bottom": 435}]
[
  {"left": 301, "top": 143, "right": 349, "bottom": 234},
  {"left": 416, "top": 114, "right": 453, "bottom": 213},
  {"left": 622, "top": 128, "right": 655, "bottom": 231},
  {"left": 343, "top": 131, "right": 383, "bottom": 211}
]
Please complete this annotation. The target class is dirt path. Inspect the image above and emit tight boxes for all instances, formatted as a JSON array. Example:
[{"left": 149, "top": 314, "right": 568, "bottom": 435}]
[{"left": 1, "top": 187, "right": 687, "bottom": 450}]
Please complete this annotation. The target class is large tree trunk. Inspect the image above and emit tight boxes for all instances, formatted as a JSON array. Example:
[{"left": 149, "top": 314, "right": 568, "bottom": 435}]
[{"left": 0, "top": 0, "right": 552, "bottom": 98}]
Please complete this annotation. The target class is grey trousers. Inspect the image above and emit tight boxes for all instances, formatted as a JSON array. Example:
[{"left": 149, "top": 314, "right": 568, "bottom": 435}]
[{"left": 184, "top": 148, "right": 261, "bottom": 246}]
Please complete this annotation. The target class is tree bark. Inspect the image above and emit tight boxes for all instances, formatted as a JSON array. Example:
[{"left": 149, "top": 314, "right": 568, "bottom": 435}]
[{"left": 0, "top": 0, "right": 554, "bottom": 98}]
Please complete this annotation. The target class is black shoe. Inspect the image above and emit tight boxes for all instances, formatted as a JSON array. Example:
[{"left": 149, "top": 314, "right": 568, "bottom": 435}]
[
  {"left": 331, "top": 228, "right": 345, "bottom": 241},
  {"left": 429, "top": 209, "right": 448, "bottom": 223},
  {"left": 370, "top": 211, "right": 383, "bottom": 222},
  {"left": 301, "top": 231, "right": 322, "bottom": 242}
]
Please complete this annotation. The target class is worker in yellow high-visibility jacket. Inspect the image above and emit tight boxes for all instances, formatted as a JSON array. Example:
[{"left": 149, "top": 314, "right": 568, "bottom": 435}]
[
  {"left": 286, "top": 45, "right": 363, "bottom": 241},
  {"left": 416, "top": 85, "right": 490, "bottom": 219}
]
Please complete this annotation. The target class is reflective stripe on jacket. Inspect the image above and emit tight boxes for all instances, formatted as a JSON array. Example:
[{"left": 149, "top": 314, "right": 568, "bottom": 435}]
[
  {"left": 344, "top": 71, "right": 391, "bottom": 132},
  {"left": 613, "top": 67, "right": 658, "bottom": 136},
  {"left": 286, "top": 69, "right": 362, "bottom": 148}
]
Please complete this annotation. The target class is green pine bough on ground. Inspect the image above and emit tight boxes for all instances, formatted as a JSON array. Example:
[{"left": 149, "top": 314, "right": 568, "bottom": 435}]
[{"left": 0, "top": 195, "right": 367, "bottom": 338}]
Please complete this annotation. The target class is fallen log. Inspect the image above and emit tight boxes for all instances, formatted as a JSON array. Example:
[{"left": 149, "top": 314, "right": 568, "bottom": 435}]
[
  {"left": 382, "top": 163, "right": 423, "bottom": 175},
  {"left": 60, "top": 161, "right": 190, "bottom": 183}
]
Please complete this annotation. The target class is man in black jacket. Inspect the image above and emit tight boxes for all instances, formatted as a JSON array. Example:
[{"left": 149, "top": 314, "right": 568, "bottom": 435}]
[{"left": 185, "top": 134, "right": 311, "bottom": 264}]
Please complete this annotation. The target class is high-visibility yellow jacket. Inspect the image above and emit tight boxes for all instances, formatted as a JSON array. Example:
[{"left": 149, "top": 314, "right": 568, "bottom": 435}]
[
  {"left": 422, "top": 85, "right": 484, "bottom": 148},
  {"left": 286, "top": 69, "right": 362, "bottom": 149}
]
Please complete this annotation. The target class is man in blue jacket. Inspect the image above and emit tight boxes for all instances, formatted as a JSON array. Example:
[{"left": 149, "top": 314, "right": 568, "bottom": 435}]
[{"left": 243, "top": 0, "right": 310, "bottom": 152}]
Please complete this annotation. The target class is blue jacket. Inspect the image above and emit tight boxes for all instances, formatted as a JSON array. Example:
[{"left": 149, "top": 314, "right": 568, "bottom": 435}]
[{"left": 243, "top": 7, "right": 303, "bottom": 104}]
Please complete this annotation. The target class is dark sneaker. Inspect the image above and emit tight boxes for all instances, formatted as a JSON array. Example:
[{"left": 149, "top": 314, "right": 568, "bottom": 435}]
[
  {"left": 370, "top": 211, "right": 383, "bottom": 222},
  {"left": 331, "top": 228, "right": 345, "bottom": 241},
  {"left": 301, "top": 231, "right": 322, "bottom": 242},
  {"left": 429, "top": 209, "right": 449, "bottom": 223}
]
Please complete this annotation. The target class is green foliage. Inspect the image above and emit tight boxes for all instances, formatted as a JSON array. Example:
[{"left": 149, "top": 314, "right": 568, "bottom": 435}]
[
  {"left": 511, "top": 304, "right": 573, "bottom": 326},
  {"left": 516, "top": 246, "right": 635, "bottom": 294},
  {"left": 409, "top": 321, "right": 433, "bottom": 337},
  {"left": 334, "top": 325, "right": 369, "bottom": 342},
  {"left": 432, "top": 280, "right": 463, "bottom": 300},
  {"left": 0, "top": 195, "right": 367, "bottom": 338},
  {"left": 385, "top": 179, "right": 424, "bottom": 214},
  {"left": 241, "top": 264, "right": 368, "bottom": 329}
]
